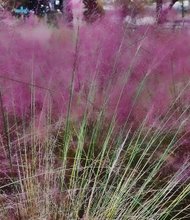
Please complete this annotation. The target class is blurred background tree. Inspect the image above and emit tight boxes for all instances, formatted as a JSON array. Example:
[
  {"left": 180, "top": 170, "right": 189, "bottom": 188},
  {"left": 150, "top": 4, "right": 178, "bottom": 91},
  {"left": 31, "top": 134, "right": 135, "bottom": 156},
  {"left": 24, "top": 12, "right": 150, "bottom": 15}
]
[
  {"left": 0, "top": 0, "right": 27, "bottom": 10},
  {"left": 114, "top": 0, "right": 146, "bottom": 17}
]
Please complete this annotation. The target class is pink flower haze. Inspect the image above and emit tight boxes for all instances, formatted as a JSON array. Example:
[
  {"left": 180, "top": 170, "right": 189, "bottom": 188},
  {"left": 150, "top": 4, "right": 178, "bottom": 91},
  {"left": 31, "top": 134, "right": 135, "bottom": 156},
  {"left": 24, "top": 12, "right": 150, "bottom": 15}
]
[{"left": 0, "top": 12, "right": 190, "bottom": 131}]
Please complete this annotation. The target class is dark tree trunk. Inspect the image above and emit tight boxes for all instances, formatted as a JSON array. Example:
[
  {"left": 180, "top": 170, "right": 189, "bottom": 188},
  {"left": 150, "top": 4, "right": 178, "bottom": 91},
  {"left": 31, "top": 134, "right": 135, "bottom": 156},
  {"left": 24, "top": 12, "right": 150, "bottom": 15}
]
[
  {"left": 156, "top": 0, "right": 163, "bottom": 23},
  {"left": 156, "top": 0, "right": 163, "bottom": 13}
]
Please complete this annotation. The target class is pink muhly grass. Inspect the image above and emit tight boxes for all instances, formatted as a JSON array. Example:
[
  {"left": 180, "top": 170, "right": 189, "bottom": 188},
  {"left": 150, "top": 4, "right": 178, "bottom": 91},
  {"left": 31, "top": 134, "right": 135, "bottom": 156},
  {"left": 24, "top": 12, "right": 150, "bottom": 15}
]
[
  {"left": 1, "top": 11, "right": 190, "bottom": 219},
  {"left": 0, "top": 12, "right": 190, "bottom": 131}
]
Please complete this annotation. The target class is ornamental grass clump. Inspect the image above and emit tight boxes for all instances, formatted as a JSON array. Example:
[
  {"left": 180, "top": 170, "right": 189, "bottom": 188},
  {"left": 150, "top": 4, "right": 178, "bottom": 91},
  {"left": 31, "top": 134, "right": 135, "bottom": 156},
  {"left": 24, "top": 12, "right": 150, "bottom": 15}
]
[{"left": 0, "top": 11, "right": 190, "bottom": 219}]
